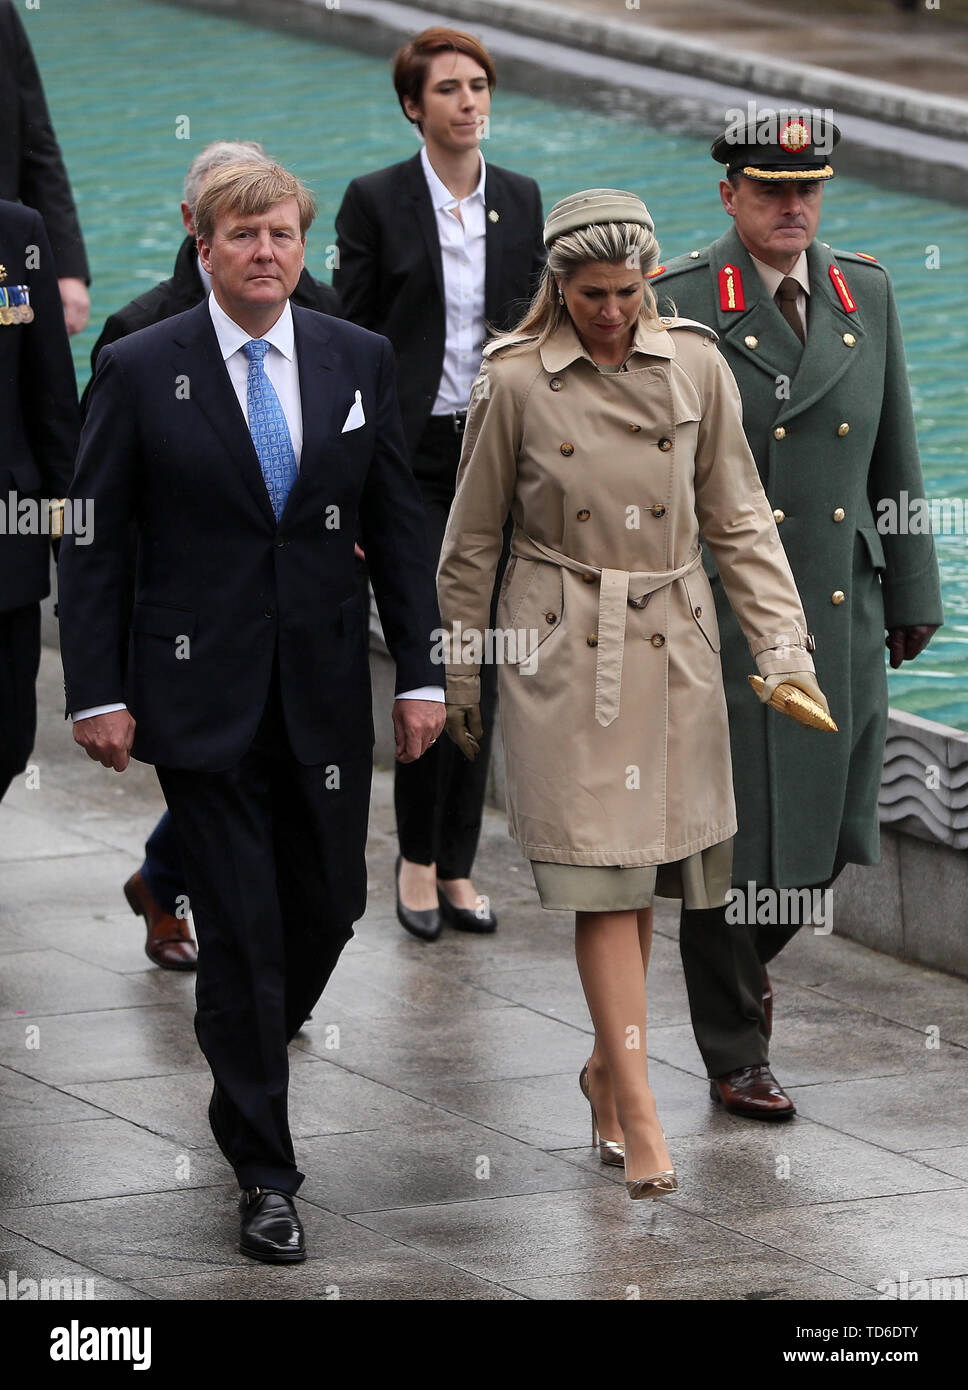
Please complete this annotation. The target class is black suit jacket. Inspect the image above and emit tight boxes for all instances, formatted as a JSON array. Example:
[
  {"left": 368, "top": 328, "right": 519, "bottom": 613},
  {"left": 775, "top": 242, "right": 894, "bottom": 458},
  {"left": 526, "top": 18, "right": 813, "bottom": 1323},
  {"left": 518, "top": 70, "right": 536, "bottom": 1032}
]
[
  {"left": 0, "top": 2, "right": 89, "bottom": 281},
  {"left": 334, "top": 153, "right": 544, "bottom": 453},
  {"left": 57, "top": 302, "right": 440, "bottom": 770},
  {"left": 82, "top": 235, "right": 342, "bottom": 414},
  {"left": 0, "top": 200, "right": 79, "bottom": 613}
]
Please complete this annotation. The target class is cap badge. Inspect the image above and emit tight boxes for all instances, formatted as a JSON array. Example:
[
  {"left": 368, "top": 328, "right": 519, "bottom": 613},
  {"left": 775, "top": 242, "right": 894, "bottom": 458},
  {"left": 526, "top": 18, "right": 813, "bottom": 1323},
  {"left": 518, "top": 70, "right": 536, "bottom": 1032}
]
[{"left": 779, "top": 119, "right": 811, "bottom": 154}]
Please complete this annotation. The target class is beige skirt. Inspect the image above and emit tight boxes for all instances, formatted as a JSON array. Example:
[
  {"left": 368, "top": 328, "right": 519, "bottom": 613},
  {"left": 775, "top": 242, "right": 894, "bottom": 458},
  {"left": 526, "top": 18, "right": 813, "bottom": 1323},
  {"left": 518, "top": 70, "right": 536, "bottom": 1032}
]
[{"left": 530, "top": 839, "right": 733, "bottom": 912}]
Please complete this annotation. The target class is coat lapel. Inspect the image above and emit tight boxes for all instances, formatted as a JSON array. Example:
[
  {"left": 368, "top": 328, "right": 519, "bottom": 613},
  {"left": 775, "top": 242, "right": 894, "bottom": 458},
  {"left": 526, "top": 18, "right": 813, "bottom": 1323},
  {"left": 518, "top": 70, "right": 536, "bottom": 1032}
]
[
  {"left": 708, "top": 227, "right": 804, "bottom": 387},
  {"left": 405, "top": 153, "right": 445, "bottom": 307},
  {"left": 483, "top": 164, "right": 505, "bottom": 322},
  {"left": 170, "top": 303, "right": 276, "bottom": 528},
  {"left": 777, "top": 240, "right": 866, "bottom": 425}
]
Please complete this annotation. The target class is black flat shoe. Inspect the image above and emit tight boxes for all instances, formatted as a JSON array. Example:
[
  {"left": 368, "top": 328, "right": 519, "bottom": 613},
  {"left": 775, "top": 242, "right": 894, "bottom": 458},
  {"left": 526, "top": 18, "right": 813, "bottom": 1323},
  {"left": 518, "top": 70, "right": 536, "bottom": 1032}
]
[
  {"left": 395, "top": 856, "right": 442, "bottom": 942},
  {"left": 437, "top": 886, "right": 497, "bottom": 934},
  {"left": 238, "top": 1187, "right": 306, "bottom": 1264}
]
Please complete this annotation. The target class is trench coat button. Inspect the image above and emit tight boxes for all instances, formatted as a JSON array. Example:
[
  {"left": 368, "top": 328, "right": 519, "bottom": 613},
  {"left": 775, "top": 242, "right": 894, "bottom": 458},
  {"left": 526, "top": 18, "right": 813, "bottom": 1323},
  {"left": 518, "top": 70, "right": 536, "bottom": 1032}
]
[
  {"left": 773, "top": 508, "right": 786, "bottom": 524},
  {"left": 837, "top": 422, "right": 850, "bottom": 436},
  {"left": 744, "top": 335, "right": 758, "bottom": 349},
  {"left": 544, "top": 611, "right": 558, "bottom": 624},
  {"left": 650, "top": 633, "right": 666, "bottom": 647},
  {"left": 582, "top": 572, "right": 596, "bottom": 584},
  {"left": 657, "top": 437, "right": 672, "bottom": 451},
  {"left": 694, "top": 606, "right": 702, "bottom": 618},
  {"left": 689, "top": 250, "right": 700, "bottom": 259},
  {"left": 831, "top": 590, "right": 846, "bottom": 605},
  {"left": 773, "top": 426, "right": 786, "bottom": 440},
  {"left": 628, "top": 422, "right": 642, "bottom": 432},
  {"left": 587, "top": 634, "right": 598, "bottom": 647},
  {"left": 560, "top": 442, "right": 574, "bottom": 456},
  {"left": 577, "top": 508, "right": 590, "bottom": 521},
  {"left": 549, "top": 377, "right": 563, "bottom": 391},
  {"left": 650, "top": 504, "right": 666, "bottom": 518},
  {"left": 843, "top": 333, "right": 856, "bottom": 347},
  {"left": 832, "top": 507, "right": 846, "bottom": 522}
]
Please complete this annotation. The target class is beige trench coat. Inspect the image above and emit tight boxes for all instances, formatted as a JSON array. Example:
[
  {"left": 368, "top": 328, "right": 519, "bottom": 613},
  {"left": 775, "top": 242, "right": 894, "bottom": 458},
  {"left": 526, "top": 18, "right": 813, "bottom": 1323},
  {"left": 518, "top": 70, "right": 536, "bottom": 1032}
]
[{"left": 437, "top": 316, "right": 815, "bottom": 867}]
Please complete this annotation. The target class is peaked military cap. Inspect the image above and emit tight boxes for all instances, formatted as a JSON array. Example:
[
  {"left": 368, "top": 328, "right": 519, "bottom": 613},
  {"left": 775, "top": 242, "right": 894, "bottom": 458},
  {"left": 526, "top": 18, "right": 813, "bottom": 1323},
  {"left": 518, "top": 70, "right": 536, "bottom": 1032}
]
[{"left": 711, "top": 113, "right": 841, "bottom": 181}]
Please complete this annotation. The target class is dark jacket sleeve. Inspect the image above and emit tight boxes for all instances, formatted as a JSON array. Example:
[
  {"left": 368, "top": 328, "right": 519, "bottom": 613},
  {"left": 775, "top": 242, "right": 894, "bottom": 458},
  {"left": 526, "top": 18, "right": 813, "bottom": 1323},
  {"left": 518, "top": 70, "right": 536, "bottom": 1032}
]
[
  {"left": 21, "top": 207, "right": 79, "bottom": 497},
  {"left": 357, "top": 337, "right": 442, "bottom": 692},
  {"left": 4, "top": 4, "right": 89, "bottom": 282},
  {"left": 333, "top": 178, "right": 383, "bottom": 332},
  {"left": 58, "top": 345, "right": 138, "bottom": 712}
]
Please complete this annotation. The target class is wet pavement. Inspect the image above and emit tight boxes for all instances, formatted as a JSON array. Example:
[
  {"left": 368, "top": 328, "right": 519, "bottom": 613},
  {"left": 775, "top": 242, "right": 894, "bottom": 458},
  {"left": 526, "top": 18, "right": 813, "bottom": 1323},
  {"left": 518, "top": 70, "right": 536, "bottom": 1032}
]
[{"left": 2, "top": 648, "right": 967, "bottom": 1300}]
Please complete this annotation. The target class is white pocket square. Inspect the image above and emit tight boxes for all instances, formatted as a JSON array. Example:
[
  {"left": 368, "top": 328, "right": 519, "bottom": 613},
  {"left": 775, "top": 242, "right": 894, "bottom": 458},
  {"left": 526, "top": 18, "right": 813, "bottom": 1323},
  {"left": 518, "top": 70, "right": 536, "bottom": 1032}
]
[{"left": 341, "top": 390, "right": 366, "bottom": 433}]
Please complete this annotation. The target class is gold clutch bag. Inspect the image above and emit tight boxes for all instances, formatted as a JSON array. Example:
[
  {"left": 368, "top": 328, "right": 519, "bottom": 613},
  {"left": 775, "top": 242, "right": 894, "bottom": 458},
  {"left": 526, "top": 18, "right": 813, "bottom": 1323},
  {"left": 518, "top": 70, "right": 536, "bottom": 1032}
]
[{"left": 748, "top": 675, "right": 838, "bottom": 732}]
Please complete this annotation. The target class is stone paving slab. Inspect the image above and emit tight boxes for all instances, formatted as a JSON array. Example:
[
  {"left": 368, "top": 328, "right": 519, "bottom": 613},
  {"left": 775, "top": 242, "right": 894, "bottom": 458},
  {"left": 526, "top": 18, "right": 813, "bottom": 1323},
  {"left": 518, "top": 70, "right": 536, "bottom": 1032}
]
[{"left": 1, "top": 648, "right": 966, "bottom": 1299}]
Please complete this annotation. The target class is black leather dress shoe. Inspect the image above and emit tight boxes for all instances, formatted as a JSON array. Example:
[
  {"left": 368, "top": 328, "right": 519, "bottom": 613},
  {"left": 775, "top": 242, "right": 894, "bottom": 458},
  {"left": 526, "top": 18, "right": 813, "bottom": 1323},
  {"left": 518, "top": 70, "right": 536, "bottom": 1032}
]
[
  {"left": 437, "top": 887, "right": 497, "bottom": 934},
  {"left": 238, "top": 1187, "right": 306, "bottom": 1264},
  {"left": 395, "top": 856, "right": 442, "bottom": 942}
]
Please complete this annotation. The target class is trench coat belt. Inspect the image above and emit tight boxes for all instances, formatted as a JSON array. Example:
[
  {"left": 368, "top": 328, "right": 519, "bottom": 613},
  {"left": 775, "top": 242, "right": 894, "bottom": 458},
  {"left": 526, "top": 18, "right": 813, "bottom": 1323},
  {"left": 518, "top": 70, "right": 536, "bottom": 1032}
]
[{"left": 510, "top": 532, "right": 704, "bottom": 728}]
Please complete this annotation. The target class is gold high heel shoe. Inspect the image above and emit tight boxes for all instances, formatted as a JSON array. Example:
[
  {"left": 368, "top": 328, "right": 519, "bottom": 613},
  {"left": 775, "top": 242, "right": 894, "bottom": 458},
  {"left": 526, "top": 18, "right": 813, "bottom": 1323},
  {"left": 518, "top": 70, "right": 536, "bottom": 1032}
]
[
  {"left": 578, "top": 1063, "right": 625, "bottom": 1167},
  {"left": 626, "top": 1170, "right": 678, "bottom": 1202}
]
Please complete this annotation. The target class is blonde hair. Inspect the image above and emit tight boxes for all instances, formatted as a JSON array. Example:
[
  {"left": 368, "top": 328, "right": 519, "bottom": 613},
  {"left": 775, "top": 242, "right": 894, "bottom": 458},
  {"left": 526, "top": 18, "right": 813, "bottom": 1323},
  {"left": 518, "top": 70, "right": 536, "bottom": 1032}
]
[
  {"left": 498, "top": 221, "right": 662, "bottom": 352},
  {"left": 193, "top": 162, "right": 317, "bottom": 243}
]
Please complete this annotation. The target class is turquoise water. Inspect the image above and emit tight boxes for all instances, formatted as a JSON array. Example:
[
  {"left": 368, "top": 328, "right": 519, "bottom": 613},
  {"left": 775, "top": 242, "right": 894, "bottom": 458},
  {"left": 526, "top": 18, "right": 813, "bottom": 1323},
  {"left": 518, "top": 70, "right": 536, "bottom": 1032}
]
[{"left": 27, "top": 0, "right": 968, "bottom": 728}]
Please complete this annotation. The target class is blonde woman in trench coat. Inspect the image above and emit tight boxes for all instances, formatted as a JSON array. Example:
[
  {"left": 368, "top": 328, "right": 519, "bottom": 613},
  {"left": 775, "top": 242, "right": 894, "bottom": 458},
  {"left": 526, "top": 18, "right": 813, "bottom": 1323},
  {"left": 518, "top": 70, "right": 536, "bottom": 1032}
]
[{"left": 437, "top": 190, "right": 830, "bottom": 1200}]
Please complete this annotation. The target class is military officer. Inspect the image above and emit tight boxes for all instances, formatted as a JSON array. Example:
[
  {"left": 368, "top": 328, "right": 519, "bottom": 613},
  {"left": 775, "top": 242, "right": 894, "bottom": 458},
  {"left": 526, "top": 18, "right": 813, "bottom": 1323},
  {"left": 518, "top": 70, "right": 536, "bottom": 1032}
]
[{"left": 650, "top": 117, "right": 942, "bottom": 1120}]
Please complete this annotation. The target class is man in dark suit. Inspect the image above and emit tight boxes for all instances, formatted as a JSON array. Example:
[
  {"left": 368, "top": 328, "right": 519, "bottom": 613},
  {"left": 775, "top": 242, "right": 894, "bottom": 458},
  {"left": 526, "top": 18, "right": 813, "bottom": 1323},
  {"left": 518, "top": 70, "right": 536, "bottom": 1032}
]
[
  {"left": 58, "top": 162, "right": 444, "bottom": 1263},
  {"left": 0, "top": 199, "right": 79, "bottom": 803},
  {"left": 335, "top": 26, "right": 545, "bottom": 941},
  {"left": 83, "top": 140, "right": 343, "bottom": 972},
  {"left": 0, "top": 1, "right": 90, "bottom": 334}
]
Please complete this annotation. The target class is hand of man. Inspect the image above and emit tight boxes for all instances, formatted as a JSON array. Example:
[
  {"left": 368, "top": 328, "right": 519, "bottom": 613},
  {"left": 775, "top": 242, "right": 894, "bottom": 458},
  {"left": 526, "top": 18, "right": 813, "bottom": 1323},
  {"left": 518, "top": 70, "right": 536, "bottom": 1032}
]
[
  {"left": 757, "top": 669, "right": 831, "bottom": 718},
  {"left": 444, "top": 702, "right": 483, "bottom": 762},
  {"left": 393, "top": 698, "right": 446, "bottom": 763},
  {"left": 58, "top": 277, "right": 90, "bottom": 336},
  {"left": 886, "top": 624, "right": 939, "bottom": 669},
  {"left": 73, "top": 709, "right": 136, "bottom": 771}
]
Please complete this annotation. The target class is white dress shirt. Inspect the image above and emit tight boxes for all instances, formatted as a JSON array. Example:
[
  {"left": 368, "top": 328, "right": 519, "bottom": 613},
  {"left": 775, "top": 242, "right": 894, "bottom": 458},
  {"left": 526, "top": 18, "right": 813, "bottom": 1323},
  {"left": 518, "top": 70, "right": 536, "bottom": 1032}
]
[
  {"left": 421, "top": 145, "right": 488, "bottom": 415},
  {"left": 749, "top": 250, "right": 810, "bottom": 338},
  {"left": 73, "top": 293, "right": 441, "bottom": 718}
]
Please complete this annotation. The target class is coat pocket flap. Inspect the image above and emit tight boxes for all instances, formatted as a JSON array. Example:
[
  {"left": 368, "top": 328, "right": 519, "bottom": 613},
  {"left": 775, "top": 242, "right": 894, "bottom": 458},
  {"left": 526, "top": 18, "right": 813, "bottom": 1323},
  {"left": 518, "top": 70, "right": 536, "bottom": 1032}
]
[
  {"left": 858, "top": 526, "right": 887, "bottom": 571},
  {"left": 681, "top": 573, "right": 721, "bottom": 652},
  {"left": 131, "top": 603, "right": 197, "bottom": 638},
  {"left": 497, "top": 556, "right": 564, "bottom": 666}
]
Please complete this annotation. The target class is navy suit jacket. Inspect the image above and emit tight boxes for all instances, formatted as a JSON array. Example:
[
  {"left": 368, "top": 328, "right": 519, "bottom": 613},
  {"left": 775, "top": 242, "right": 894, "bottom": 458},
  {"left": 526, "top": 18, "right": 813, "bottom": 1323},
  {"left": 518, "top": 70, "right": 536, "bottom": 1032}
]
[{"left": 57, "top": 300, "right": 441, "bottom": 770}]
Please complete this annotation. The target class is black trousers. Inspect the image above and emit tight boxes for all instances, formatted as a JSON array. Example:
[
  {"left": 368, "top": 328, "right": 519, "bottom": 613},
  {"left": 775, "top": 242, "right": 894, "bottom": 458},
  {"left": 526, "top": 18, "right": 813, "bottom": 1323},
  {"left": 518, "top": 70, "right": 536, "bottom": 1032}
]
[
  {"left": 157, "top": 671, "right": 367, "bottom": 1192},
  {"left": 679, "top": 860, "right": 846, "bottom": 1077},
  {"left": 394, "top": 415, "right": 505, "bottom": 878},
  {"left": 0, "top": 602, "right": 41, "bottom": 802}
]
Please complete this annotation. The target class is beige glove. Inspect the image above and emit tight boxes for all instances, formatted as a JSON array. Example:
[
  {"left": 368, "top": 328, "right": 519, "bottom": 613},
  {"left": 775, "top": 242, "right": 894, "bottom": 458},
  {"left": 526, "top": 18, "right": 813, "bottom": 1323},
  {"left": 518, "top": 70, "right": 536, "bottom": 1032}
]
[
  {"left": 757, "top": 669, "right": 831, "bottom": 718},
  {"left": 445, "top": 703, "right": 483, "bottom": 761}
]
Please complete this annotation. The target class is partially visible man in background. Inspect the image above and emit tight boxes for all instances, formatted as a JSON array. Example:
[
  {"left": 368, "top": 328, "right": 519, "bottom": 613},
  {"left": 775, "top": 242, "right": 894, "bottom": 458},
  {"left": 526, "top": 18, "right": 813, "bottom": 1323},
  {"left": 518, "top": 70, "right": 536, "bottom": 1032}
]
[
  {"left": 0, "top": 199, "right": 79, "bottom": 803},
  {"left": 0, "top": 0, "right": 91, "bottom": 334},
  {"left": 84, "top": 139, "right": 343, "bottom": 971}
]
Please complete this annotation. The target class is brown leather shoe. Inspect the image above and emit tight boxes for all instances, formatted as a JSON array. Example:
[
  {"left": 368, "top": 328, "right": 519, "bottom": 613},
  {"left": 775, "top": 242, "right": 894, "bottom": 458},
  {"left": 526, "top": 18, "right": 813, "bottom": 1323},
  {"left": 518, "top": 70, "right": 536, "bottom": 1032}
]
[
  {"left": 710, "top": 1064, "right": 795, "bottom": 1120},
  {"left": 762, "top": 968, "right": 774, "bottom": 1039},
  {"left": 123, "top": 870, "right": 197, "bottom": 971}
]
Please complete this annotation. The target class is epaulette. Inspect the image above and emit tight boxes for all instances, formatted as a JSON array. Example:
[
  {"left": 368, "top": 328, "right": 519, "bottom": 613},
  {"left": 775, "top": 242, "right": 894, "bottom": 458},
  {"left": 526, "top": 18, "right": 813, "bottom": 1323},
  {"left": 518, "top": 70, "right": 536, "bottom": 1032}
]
[
  {"left": 823, "top": 244, "right": 884, "bottom": 269},
  {"left": 658, "top": 315, "right": 719, "bottom": 343},
  {"left": 482, "top": 332, "right": 539, "bottom": 358},
  {"left": 648, "top": 249, "right": 709, "bottom": 280}
]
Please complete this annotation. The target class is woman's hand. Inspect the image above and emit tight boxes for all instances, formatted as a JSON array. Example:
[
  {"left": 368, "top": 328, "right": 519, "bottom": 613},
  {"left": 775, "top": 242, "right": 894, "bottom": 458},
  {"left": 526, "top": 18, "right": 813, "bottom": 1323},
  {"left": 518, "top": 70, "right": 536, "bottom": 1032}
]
[
  {"left": 445, "top": 703, "right": 483, "bottom": 761},
  {"left": 757, "top": 669, "right": 830, "bottom": 718}
]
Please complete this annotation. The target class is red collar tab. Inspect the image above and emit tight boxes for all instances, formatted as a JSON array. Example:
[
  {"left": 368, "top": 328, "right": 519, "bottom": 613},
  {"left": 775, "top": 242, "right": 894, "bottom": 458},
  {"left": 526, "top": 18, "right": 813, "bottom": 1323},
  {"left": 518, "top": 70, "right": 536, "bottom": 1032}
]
[
  {"left": 718, "top": 264, "right": 746, "bottom": 311},
  {"left": 829, "top": 264, "right": 858, "bottom": 313}
]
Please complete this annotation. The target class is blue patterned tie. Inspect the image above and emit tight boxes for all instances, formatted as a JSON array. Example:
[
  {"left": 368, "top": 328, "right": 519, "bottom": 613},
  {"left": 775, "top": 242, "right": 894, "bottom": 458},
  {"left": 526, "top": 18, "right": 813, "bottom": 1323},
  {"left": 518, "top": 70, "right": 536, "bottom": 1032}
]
[{"left": 243, "top": 338, "right": 297, "bottom": 521}]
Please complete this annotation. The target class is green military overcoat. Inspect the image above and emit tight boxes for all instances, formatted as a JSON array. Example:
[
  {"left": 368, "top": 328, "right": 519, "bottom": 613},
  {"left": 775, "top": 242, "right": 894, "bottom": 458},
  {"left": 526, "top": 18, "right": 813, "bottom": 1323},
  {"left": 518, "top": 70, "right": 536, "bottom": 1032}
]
[{"left": 651, "top": 225, "right": 943, "bottom": 887}]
